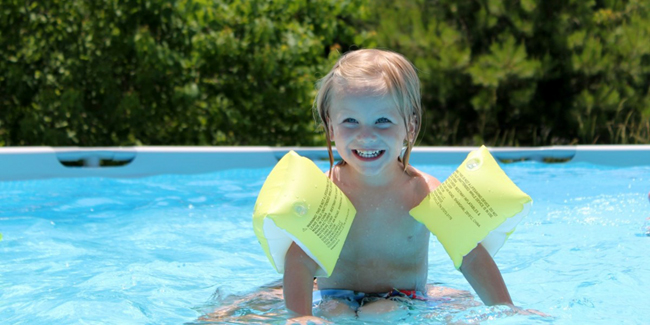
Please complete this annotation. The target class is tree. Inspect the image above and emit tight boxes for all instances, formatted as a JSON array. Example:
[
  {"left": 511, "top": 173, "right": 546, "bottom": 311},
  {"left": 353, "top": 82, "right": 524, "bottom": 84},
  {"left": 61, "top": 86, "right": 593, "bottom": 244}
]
[
  {"left": 370, "top": 0, "right": 650, "bottom": 145},
  {"left": 0, "top": 0, "right": 373, "bottom": 146}
]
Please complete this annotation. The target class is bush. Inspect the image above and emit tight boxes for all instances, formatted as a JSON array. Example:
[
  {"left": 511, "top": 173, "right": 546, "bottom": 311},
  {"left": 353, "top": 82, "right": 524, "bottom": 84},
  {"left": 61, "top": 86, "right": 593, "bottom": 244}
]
[
  {"left": 0, "top": 0, "right": 372, "bottom": 146},
  {"left": 370, "top": 0, "right": 650, "bottom": 145},
  {"left": 2, "top": 0, "right": 649, "bottom": 147}
]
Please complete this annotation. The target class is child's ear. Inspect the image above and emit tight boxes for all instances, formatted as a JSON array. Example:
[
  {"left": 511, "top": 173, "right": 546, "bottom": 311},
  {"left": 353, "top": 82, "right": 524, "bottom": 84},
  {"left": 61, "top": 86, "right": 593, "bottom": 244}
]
[{"left": 407, "top": 116, "right": 417, "bottom": 140}]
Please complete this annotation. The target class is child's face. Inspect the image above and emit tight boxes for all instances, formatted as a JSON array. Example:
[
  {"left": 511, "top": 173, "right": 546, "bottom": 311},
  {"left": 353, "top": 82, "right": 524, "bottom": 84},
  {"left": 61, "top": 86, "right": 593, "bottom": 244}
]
[{"left": 328, "top": 90, "right": 408, "bottom": 177}]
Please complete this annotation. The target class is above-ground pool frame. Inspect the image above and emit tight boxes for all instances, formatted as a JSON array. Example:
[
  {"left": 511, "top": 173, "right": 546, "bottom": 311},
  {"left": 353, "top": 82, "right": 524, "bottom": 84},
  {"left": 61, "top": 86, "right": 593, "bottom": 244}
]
[{"left": 1, "top": 145, "right": 649, "bottom": 181}]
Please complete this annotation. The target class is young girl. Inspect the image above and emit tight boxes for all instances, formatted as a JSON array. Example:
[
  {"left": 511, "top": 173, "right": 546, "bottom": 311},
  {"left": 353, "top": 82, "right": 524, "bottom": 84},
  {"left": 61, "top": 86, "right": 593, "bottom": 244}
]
[{"left": 283, "top": 49, "right": 513, "bottom": 321}]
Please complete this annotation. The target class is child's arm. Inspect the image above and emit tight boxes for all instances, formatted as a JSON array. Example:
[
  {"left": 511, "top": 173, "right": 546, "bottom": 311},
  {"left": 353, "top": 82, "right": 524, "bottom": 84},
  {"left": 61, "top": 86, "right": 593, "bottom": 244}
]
[
  {"left": 459, "top": 243, "right": 513, "bottom": 306},
  {"left": 284, "top": 242, "right": 319, "bottom": 316}
]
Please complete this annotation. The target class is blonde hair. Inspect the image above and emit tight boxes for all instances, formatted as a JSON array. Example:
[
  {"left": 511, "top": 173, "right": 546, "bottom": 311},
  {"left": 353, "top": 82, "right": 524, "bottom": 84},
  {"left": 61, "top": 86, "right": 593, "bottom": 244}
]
[{"left": 313, "top": 49, "right": 422, "bottom": 173}]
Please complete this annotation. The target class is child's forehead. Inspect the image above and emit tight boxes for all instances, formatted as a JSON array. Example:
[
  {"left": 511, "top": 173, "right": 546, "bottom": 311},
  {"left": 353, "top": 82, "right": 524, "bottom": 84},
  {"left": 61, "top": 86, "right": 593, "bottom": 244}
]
[
  {"left": 334, "top": 81, "right": 386, "bottom": 97},
  {"left": 332, "top": 83, "right": 389, "bottom": 102},
  {"left": 331, "top": 92, "right": 400, "bottom": 115}
]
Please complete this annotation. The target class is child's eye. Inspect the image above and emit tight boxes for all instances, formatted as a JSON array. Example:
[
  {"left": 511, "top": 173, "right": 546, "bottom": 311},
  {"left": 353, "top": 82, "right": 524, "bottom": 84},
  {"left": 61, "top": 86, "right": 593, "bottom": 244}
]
[
  {"left": 343, "top": 118, "right": 358, "bottom": 124},
  {"left": 376, "top": 117, "right": 392, "bottom": 124}
]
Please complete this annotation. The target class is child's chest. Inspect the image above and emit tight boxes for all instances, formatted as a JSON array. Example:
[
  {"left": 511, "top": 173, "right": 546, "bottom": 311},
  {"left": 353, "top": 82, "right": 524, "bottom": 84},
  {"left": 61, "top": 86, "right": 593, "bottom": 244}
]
[{"left": 340, "top": 190, "right": 429, "bottom": 261}]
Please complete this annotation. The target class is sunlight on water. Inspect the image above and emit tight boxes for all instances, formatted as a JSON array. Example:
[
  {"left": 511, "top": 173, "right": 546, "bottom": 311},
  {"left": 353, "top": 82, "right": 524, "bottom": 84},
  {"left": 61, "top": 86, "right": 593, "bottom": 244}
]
[{"left": 0, "top": 162, "right": 649, "bottom": 324}]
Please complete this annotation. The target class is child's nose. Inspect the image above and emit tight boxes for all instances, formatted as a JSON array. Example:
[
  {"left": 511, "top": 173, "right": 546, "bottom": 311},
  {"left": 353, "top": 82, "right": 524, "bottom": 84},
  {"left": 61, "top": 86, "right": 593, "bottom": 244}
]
[{"left": 356, "top": 127, "right": 377, "bottom": 143}]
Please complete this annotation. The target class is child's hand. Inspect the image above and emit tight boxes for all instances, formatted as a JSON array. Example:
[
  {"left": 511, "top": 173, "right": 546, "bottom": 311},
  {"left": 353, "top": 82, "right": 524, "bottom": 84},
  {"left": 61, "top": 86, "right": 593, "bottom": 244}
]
[{"left": 285, "top": 315, "right": 331, "bottom": 325}]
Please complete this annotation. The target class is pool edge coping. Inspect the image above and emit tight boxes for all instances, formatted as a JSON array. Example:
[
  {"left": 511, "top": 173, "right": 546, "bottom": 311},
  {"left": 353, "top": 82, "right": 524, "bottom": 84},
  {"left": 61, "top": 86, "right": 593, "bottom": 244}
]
[{"left": 1, "top": 145, "right": 649, "bottom": 181}]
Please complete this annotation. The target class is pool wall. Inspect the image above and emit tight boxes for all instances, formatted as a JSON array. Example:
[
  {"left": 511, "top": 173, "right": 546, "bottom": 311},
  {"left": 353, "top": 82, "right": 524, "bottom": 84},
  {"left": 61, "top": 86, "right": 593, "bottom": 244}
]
[{"left": 1, "top": 145, "right": 649, "bottom": 181}]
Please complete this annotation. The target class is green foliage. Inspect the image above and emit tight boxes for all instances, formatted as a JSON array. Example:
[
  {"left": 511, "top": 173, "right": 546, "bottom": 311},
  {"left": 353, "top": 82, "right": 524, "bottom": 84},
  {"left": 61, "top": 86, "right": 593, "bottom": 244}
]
[
  {"left": 0, "top": 0, "right": 371, "bottom": 146},
  {"left": 370, "top": 0, "right": 650, "bottom": 145},
  {"left": 1, "top": 0, "right": 649, "bottom": 147}
]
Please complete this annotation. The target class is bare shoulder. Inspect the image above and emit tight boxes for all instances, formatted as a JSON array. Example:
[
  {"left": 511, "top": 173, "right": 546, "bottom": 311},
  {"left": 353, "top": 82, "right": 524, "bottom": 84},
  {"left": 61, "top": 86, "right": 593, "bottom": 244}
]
[{"left": 407, "top": 165, "right": 441, "bottom": 194}]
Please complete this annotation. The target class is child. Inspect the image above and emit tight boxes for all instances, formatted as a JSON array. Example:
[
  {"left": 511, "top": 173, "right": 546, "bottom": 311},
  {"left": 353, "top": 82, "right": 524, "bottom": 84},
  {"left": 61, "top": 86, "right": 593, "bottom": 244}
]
[{"left": 283, "top": 49, "right": 514, "bottom": 321}]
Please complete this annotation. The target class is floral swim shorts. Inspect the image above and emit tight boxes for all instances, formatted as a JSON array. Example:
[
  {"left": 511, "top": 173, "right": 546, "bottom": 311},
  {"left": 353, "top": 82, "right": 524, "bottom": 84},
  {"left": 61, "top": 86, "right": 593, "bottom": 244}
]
[{"left": 312, "top": 289, "right": 430, "bottom": 309}]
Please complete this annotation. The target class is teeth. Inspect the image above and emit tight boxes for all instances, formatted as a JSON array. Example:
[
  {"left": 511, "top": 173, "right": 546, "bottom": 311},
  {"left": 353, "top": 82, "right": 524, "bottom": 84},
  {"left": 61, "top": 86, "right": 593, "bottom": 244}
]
[{"left": 356, "top": 150, "right": 382, "bottom": 158}]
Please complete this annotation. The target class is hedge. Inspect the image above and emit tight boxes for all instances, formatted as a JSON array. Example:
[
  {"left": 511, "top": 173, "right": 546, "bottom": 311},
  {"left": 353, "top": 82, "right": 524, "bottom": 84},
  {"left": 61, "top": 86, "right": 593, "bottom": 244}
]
[
  {"left": 372, "top": 0, "right": 650, "bottom": 145},
  {"left": 0, "top": 0, "right": 372, "bottom": 146},
  {"left": 1, "top": 0, "right": 649, "bottom": 146}
]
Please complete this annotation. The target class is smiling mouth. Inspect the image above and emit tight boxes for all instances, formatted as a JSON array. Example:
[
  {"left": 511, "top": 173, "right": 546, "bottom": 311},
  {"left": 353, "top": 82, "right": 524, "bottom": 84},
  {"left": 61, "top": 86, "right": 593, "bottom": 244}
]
[{"left": 353, "top": 149, "right": 385, "bottom": 159}]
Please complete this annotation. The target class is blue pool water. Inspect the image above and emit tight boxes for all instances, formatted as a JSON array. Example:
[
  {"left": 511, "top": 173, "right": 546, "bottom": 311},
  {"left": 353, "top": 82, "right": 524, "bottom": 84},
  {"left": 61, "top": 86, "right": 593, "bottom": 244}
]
[{"left": 1, "top": 161, "right": 649, "bottom": 324}]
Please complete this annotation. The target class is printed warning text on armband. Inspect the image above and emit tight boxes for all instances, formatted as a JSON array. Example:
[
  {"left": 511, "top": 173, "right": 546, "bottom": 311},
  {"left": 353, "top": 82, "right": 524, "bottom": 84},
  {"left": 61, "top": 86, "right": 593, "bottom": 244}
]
[
  {"left": 455, "top": 171, "right": 499, "bottom": 218},
  {"left": 305, "top": 181, "right": 349, "bottom": 250},
  {"left": 432, "top": 187, "right": 452, "bottom": 221},
  {"left": 434, "top": 171, "right": 498, "bottom": 228}
]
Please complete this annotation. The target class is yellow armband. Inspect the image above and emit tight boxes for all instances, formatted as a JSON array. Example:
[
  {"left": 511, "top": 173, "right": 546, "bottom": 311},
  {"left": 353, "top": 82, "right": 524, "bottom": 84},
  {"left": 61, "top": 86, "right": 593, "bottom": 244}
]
[
  {"left": 252, "top": 151, "right": 356, "bottom": 277},
  {"left": 410, "top": 146, "right": 532, "bottom": 269}
]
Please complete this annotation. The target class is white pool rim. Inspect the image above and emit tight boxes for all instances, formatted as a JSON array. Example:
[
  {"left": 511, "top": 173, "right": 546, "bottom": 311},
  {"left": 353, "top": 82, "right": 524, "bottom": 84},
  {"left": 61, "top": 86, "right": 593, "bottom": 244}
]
[{"left": 1, "top": 145, "right": 649, "bottom": 181}]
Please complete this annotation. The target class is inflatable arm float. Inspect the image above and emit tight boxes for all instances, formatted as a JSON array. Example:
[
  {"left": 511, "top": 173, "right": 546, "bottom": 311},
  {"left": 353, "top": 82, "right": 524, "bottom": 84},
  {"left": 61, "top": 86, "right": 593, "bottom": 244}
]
[
  {"left": 410, "top": 146, "right": 532, "bottom": 269},
  {"left": 253, "top": 147, "right": 530, "bottom": 275},
  {"left": 252, "top": 151, "right": 356, "bottom": 277}
]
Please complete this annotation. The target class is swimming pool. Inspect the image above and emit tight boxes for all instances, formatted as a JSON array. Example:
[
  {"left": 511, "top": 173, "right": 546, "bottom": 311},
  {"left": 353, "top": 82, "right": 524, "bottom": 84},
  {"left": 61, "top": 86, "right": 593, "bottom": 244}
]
[{"left": 1, "top": 146, "right": 649, "bottom": 324}]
